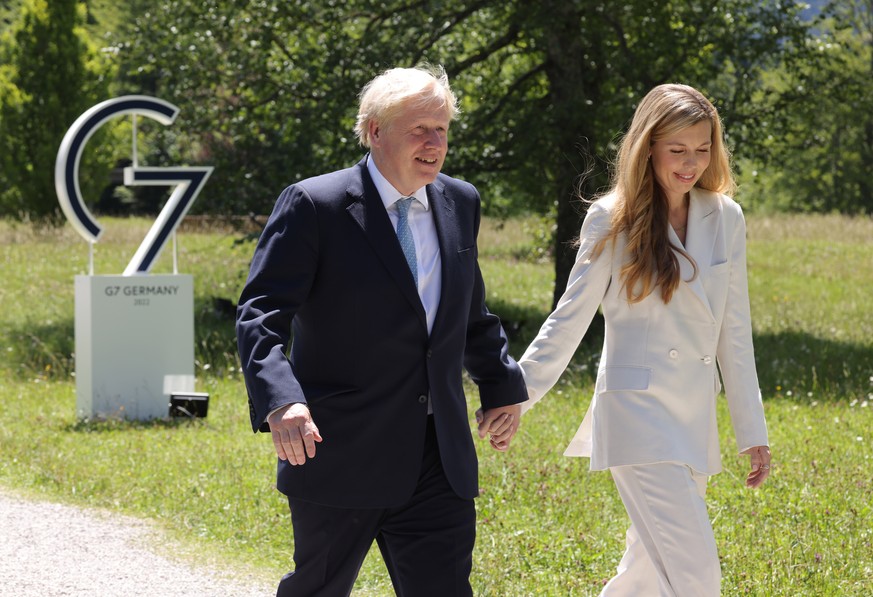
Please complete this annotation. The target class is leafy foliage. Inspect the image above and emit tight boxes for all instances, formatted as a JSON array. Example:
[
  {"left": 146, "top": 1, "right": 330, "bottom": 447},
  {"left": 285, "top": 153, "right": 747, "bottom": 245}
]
[
  {"left": 112, "top": 0, "right": 818, "bottom": 302},
  {"left": 2, "top": 1, "right": 870, "bottom": 296},
  {"left": 0, "top": 0, "right": 115, "bottom": 221},
  {"left": 740, "top": 1, "right": 873, "bottom": 214}
]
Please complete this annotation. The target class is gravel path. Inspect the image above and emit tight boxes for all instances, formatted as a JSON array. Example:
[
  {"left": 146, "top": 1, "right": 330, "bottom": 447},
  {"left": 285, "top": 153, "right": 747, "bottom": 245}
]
[{"left": 0, "top": 489, "right": 275, "bottom": 596}]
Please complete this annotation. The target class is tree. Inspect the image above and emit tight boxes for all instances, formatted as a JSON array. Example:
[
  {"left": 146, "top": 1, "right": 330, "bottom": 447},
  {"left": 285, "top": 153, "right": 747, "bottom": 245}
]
[
  {"left": 440, "top": 0, "right": 812, "bottom": 306},
  {"left": 0, "top": 0, "right": 113, "bottom": 221},
  {"left": 114, "top": 1, "right": 366, "bottom": 215},
  {"left": 118, "top": 0, "right": 812, "bottom": 302},
  {"left": 314, "top": 0, "right": 812, "bottom": 305},
  {"left": 741, "top": 0, "right": 873, "bottom": 214},
  {"left": 1, "top": 1, "right": 23, "bottom": 32}
]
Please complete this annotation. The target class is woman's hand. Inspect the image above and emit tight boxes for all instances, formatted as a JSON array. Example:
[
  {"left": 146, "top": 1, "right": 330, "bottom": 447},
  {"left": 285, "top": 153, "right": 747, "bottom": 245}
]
[{"left": 741, "top": 445, "right": 771, "bottom": 488}]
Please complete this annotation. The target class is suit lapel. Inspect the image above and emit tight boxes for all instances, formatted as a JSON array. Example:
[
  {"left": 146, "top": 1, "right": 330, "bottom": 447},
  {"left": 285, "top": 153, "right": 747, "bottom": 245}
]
[
  {"left": 428, "top": 179, "right": 455, "bottom": 336},
  {"left": 345, "top": 159, "right": 427, "bottom": 328},
  {"left": 674, "top": 187, "right": 723, "bottom": 319}
]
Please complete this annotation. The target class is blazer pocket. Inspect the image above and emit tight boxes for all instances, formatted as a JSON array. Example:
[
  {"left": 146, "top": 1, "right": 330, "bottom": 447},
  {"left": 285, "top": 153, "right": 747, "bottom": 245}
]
[
  {"left": 457, "top": 245, "right": 474, "bottom": 255},
  {"left": 601, "top": 366, "right": 652, "bottom": 391}
]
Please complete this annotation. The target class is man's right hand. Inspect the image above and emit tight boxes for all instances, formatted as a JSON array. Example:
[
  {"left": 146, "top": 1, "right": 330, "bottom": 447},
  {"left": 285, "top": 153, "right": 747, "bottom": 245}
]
[{"left": 267, "top": 403, "right": 323, "bottom": 465}]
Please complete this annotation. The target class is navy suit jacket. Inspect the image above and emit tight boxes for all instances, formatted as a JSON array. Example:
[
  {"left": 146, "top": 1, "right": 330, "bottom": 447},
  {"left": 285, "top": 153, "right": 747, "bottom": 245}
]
[{"left": 236, "top": 157, "right": 527, "bottom": 508}]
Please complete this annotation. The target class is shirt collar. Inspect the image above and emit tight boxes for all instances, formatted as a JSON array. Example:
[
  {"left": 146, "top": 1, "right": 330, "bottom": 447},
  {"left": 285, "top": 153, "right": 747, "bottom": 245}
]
[{"left": 366, "top": 155, "right": 430, "bottom": 211}]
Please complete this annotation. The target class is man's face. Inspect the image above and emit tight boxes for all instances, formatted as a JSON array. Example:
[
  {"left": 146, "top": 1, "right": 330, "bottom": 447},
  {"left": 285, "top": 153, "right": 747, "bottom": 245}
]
[{"left": 368, "top": 101, "right": 449, "bottom": 196}]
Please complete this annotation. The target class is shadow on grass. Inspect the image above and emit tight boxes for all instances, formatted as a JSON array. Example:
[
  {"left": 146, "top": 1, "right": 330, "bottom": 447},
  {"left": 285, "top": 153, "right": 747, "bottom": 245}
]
[
  {"left": 1, "top": 318, "right": 75, "bottom": 378},
  {"left": 4, "top": 296, "right": 869, "bottom": 402},
  {"left": 63, "top": 416, "right": 207, "bottom": 434},
  {"left": 753, "top": 330, "right": 872, "bottom": 399},
  {"left": 488, "top": 297, "right": 872, "bottom": 402},
  {"left": 487, "top": 296, "right": 604, "bottom": 387},
  {"left": 1, "top": 296, "right": 240, "bottom": 381}
]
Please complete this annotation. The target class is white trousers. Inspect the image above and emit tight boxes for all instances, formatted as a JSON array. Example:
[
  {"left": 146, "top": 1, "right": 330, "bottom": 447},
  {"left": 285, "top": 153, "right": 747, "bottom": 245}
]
[{"left": 601, "top": 462, "right": 721, "bottom": 597}]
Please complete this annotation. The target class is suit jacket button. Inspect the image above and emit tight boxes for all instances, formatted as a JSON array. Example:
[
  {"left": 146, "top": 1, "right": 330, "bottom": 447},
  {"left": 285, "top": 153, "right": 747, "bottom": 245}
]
[
  {"left": 669, "top": 349, "right": 679, "bottom": 359},
  {"left": 418, "top": 394, "right": 428, "bottom": 404},
  {"left": 426, "top": 349, "right": 433, "bottom": 359},
  {"left": 702, "top": 355, "right": 713, "bottom": 365}
]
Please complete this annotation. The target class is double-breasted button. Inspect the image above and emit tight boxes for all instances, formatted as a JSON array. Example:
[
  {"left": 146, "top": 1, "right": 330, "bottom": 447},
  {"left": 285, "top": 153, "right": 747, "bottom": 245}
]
[
  {"left": 702, "top": 355, "right": 713, "bottom": 365},
  {"left": 668, "top": 349, "right": 679, "bottom": 359},
  {"left": 418, "top": 394, "right": 428, "bottom": 404}
]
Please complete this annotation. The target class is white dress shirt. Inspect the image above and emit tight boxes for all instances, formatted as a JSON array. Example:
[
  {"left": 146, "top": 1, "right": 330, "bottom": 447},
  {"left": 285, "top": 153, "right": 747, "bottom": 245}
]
[
  {"left": 269, "top": 159, "right": 444, "bottom": 421},
  {"left": 367, "top": 157, "right": 442, "bottom": 335}
]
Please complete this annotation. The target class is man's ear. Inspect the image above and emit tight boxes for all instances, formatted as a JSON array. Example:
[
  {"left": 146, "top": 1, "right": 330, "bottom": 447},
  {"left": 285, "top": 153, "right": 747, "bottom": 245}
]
[{"left": 369, "top": 121, "right": 380, "bottom": 144}]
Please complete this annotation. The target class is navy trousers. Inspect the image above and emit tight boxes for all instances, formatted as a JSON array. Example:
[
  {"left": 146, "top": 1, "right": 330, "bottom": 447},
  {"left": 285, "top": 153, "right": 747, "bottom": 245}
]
[{"left": 277, "top": 416, "right": 476, "bottom": 597}]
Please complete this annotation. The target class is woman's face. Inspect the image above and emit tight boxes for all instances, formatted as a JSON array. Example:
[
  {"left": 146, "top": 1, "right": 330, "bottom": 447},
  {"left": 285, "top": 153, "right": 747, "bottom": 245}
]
[{"left": 649, "top": 120, "right": 712, "bottom": 205}]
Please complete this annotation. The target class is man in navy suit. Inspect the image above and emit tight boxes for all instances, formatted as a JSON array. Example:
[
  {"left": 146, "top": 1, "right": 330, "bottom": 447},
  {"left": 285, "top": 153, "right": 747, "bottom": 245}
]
[{"left": 236, "top": 64, "right": 527, "bottom": 596}]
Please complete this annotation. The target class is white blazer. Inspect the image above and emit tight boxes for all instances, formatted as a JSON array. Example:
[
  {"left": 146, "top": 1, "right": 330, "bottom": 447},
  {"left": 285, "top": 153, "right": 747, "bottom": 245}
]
[{"left": 519, "top": 188, "right": 768, "bottom": 475}]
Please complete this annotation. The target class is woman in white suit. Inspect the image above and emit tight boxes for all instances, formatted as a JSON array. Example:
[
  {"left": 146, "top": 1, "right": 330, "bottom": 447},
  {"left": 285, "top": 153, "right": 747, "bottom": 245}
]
[{"left": 518, "top": 84, "right": 771, "bottom": 596}]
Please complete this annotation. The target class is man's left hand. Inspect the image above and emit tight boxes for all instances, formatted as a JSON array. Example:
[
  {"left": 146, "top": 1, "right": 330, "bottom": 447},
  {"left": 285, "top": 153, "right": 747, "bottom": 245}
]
[{"left": 475, "top": 404, "right": 521, "bottom": 452}]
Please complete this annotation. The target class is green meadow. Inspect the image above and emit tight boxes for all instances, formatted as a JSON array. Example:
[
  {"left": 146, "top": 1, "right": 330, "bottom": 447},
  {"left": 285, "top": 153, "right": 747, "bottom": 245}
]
[{"left": 0, "top": 213, "right": 870, "bottom": 595}]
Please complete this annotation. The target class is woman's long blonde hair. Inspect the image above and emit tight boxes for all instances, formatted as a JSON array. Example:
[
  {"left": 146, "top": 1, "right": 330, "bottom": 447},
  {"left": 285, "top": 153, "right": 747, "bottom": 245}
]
[{"left": 595, "top": 84, "right": 735, "bottom": 304}]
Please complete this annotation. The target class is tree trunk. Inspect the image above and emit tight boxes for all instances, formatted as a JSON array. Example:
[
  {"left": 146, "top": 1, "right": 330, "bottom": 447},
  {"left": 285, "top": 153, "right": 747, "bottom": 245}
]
[{"left": 540, "top": 2, "right": 605, "bottom": 310}]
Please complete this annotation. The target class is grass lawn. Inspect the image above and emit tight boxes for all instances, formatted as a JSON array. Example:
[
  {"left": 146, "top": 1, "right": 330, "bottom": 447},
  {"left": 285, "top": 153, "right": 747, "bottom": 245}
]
[{"left": 1, "top": 213, "right": 871, "bottom": 595}]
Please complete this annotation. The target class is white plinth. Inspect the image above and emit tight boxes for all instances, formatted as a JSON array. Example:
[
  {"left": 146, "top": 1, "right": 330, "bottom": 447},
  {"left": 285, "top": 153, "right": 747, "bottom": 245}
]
[{"left": 74, "top": 274, "right": 195, "bottom": 420}]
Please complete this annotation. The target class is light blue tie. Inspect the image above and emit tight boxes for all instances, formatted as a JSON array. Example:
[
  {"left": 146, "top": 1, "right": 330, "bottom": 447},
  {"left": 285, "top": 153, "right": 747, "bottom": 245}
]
[{"left": 395, "top": 197, "right": 418, "bottom": 286}]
